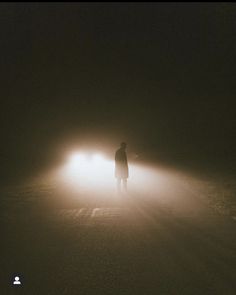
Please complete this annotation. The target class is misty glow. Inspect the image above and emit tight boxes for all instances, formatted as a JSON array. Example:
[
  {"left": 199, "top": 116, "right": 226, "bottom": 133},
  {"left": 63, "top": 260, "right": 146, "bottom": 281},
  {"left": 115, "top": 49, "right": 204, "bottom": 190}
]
[
  {"left": 56, "top": 151, "right": 165, "bottom": 194},
  {"left": 62, "top": 152, "right": 115, "bottom": 189}
]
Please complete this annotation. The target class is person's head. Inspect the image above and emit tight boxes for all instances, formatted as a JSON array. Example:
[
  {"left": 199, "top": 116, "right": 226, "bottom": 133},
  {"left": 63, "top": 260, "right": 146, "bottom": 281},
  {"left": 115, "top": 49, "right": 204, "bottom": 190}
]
[{"left": 120, "top": 142, "right": 127, "bottom": 150}]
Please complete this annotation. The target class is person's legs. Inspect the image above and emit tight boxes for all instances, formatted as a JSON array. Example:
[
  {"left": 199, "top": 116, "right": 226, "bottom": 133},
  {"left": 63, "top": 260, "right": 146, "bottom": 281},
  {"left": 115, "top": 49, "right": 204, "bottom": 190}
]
[
  {"left": 123, "top": 178, "right": 128, "bottom": 193},
  {"left": 117, "top": 178, "right": 121, "bottom": 194}
]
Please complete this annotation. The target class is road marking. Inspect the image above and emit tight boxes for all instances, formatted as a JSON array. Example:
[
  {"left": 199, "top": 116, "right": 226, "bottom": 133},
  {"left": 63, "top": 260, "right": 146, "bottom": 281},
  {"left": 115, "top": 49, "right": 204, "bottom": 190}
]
[
  {"left": 55, "top": 207, "right": 129, "bottom": 222},
  {"left": 91, "top": 208, "right": 100, "bottom": 217}
]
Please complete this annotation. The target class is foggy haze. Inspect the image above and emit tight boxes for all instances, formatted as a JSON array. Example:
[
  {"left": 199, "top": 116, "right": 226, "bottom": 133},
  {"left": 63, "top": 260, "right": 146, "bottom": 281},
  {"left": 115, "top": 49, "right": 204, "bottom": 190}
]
[{"left": 1, "top": 3, "right": 236, "bottom": 185}]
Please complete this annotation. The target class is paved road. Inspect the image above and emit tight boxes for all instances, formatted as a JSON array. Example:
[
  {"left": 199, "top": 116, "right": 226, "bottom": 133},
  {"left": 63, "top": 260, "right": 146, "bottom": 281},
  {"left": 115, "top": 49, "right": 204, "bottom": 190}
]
[{"left": 2, "top": 190, "right": 236, "bottom": 295}]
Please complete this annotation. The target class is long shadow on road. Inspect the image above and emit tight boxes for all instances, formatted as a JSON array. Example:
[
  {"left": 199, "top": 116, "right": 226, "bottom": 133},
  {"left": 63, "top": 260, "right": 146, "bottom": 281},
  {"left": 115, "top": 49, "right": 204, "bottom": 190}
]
[{"left": 2, "top": 191, "right": 236, "bottom": 295}]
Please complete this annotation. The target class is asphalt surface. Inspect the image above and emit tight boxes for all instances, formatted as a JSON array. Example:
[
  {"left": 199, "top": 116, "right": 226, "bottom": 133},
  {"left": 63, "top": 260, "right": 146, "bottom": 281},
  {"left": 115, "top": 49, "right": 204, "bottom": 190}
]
[{"left": 1, "top": 187, "right": 236, "bottom": 295}]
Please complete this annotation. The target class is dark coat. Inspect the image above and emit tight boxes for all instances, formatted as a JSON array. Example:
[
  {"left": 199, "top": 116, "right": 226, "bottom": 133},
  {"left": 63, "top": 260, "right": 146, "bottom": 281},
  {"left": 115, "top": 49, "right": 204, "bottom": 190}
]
[{"left": 115, "top": 148, "right": 129, "bottom": 179}]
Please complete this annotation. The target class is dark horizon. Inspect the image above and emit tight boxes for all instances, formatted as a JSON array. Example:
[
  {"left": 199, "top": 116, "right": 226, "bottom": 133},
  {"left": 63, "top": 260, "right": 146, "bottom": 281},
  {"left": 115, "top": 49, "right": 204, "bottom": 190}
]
[{"left": 1, "top": 3, "right": 236, "bottom": 185}]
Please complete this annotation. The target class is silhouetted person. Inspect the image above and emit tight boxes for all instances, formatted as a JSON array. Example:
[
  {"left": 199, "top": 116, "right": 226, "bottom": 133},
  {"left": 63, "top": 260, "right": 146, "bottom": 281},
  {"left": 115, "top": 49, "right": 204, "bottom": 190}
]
[{"left": 115, "top": 142, "right": 129, "bottom": 194}]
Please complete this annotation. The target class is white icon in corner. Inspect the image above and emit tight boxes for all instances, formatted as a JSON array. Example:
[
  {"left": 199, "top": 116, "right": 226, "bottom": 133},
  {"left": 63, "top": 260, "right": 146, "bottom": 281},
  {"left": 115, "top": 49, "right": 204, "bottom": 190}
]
[{"left": 13, "top": 276, "right": 21, "bottom": 285}]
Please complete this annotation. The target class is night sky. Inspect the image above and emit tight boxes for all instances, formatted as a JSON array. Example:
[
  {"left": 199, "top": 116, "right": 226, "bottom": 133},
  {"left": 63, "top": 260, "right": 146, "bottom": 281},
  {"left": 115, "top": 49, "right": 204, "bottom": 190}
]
[{"left": 1, "top": 3, "right": 236, "bottom": 184}]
